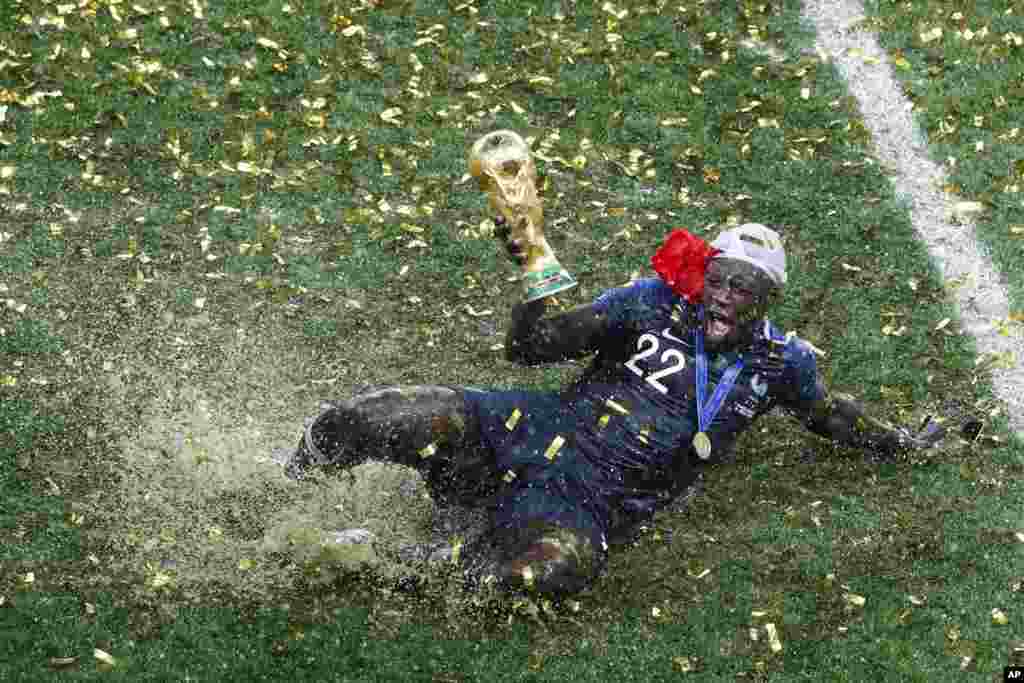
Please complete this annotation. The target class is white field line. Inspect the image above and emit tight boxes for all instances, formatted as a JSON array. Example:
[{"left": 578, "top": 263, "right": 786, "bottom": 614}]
[{"left": 800, "top": 0, "right": 1024, "bottom": 436}]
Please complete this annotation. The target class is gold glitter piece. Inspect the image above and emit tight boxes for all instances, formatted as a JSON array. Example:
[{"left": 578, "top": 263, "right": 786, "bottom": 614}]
[
  {"left": 505, "top": 407, "right": 522, "bottom": 431},
  {"left": 597, "top": 414, "right": 610, "bottom": 429},
  {"left": 503, "top": 469, "right": 517, "bottom": 483},
  {"left": 639, "top": 426, "right": 650, "bottom": 445},
  {"left": 418, "top": 442, "right": 437, "bottom": 459},
  {"left": 605, "top": 398, "right": 629, "bottom": 415},
  {"left": 544, "top": 435, "right": 565, "bottom": 461},
  {"left": 521, "top": 565, "right": 535, "bottom": 588},
  {"left": 450, "top": 536, "right": 463, "bottom": 565}
]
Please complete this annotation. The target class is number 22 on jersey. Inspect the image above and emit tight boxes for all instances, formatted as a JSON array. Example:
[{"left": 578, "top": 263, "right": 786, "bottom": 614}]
[{"left": 623, "top": 332, "right": 687, "bottom": 395}]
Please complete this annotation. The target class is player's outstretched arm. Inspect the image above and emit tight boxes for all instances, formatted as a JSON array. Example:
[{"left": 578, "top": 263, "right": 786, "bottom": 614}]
[
  {"left": 495, "top": 215, "right": 613, "bottom": 366},
  {"left": 788, "top": 378, "right": 945, "bottom": 460}
]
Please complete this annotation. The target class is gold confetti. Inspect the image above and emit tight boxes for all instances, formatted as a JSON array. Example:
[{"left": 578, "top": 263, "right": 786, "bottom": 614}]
[
  {"left": 450, "top": 536, "right": 463, "bottom": 565},
  {"left": 597, "top": 414, "right": 610, "bottom": 429},
  {"left": 49, "top": 656, "right": 78, "bottom": 669},
  {"left": 380, "top": 107, "right": 403, "bottom": 123},
  {"left": 992, "top": 608, "right": 1009, "bottom": 625},
  {"left": 418, "top": 442, "right": 437, "bottom": 459},
  {"left": 150, "top": 571, "right": 171, "bottom": 589},
  {"left": 503, "top": 469, "right": 517, "bottom": 483},
  {"left": 93, "top": 649, "right": 116, "bottom": 668},
  {"left": 448, "top": 532, "right": 464, "bottom": 565},
  {"left": 638, "top": 426, "right": 649, "bottom": 445},
  {"left": 505, "top": 408, "right": 521, "bottom": 431},
  {"left": 844, "top": 593, "right": 866, "bottom": 607},
  {"left": 605, "top": 399, "right": 629, "bottom": 415},
  {"left": 672, "top": 656, "right": 696, "bottom": 672},
  {"left": 953, "top": 201, "right": 984, "bottom": 218},
  {"left": 765, "top": 623, "right": 783, "bottom": 652},
  {"left": 544, "top": 435, "right": 565, "bottom": 461},
  {"left": 521, "top": 565, "right": 535, "bottom": 588}
]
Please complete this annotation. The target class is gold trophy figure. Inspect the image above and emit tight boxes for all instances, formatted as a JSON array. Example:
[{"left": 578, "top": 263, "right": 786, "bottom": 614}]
[{"left": 468, "top": 130, "right": 577, "bottom": 302}]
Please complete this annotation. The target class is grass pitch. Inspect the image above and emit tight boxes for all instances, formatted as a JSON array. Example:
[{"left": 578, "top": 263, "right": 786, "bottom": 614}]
[{"left": 2, "top": 0, "right": 1023, "bottom": 680}]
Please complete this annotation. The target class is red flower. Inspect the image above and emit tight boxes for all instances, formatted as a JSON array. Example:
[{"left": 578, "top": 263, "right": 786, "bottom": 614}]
[{"left": 650, "top": 229, "right": 719, "bottom": 303}]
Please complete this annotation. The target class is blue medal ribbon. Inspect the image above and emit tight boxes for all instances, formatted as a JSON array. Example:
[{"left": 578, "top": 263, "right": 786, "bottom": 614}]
[{"left": 694, "top": 305, "right": 745, "bottom": 453}]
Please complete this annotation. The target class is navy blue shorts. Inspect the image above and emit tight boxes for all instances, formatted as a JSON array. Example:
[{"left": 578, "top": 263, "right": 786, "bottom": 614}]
[{"left": 456, "top": 386, "right": 612, "bottom": 557}]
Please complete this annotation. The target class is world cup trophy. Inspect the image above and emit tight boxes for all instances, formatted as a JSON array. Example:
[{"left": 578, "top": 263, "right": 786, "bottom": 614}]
[{"left": 468, "top": 130, "right": 577, "bottom": 302}]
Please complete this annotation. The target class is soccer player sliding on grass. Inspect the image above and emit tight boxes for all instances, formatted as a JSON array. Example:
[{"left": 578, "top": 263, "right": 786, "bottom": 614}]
[{"left": 284, "top": 217, "right": 945, "bottom": 598}]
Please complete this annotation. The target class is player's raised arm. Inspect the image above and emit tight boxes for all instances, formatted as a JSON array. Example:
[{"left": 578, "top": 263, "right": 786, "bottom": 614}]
[
  {"left": 495, "top": 215, "right": 612, "bottom": 366},
  {"left": 469, "top": 130, "right": 615, "bottom": 367}
]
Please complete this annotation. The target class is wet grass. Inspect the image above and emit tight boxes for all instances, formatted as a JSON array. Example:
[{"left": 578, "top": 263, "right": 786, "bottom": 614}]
[
  {"left": 1, "top": 0, "right": 1023, "bottom": 680},
  {"left": 861, "top": 0, "right": 1024, "bottom": 307}
]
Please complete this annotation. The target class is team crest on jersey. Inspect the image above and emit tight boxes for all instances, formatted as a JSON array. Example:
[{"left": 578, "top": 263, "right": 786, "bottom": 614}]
[{"left": 750, "top": 373, "right": 768, "bottom": 397}]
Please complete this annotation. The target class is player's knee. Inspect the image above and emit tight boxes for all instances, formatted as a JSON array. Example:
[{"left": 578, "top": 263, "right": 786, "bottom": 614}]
[{"left": 499, "top": 526, "right": 602, "bottom": 597}]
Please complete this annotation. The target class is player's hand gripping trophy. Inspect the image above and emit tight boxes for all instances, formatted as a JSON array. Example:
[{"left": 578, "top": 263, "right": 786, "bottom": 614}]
[{"left": 468, "top": 130, "right": 577, "bottom": 302}]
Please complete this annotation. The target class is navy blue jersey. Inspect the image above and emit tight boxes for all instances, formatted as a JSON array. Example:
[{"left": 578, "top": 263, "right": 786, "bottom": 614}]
[
  {"left": 582, "top": 277, "right": 820, "bottom": 465},
  {"left": 467, "top": 277, "right": 822, "bottom": 544}
]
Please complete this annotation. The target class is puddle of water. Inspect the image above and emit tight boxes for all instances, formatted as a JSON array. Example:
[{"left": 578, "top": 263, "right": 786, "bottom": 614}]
[{"left": 98, "top": 378, "right": 446, "bottom": 597}]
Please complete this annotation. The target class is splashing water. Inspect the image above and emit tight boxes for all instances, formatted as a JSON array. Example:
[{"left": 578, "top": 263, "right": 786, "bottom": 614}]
[{"left": 98, "top": 380, "right": 443, "bottom": 599}]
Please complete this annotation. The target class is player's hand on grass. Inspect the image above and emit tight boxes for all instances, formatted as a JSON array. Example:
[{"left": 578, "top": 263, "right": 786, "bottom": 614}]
[{"left": 494, "top": 215, "right": 528, "bottom": 267}]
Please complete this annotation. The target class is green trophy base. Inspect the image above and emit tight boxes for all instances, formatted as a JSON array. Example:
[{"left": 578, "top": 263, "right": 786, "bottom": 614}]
[{"left": 522, "top": 264, "right": 578, "bottom": 302}]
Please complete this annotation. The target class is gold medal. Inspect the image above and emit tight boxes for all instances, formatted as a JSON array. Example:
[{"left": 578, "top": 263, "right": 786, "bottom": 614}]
[{"left": 692, "top": 431, "right": 712, "bottom": 460}]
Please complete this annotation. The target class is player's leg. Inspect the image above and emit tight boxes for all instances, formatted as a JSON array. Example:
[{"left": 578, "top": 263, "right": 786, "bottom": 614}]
[
  {"left": 464, "top": 484, "right": 609, "bottom": 597},
  {"left": 493, "top": 522, "right": 603, "bottom": 596},
  {"left": 284, "top": 385, "right": 498, "bottom": 507}
]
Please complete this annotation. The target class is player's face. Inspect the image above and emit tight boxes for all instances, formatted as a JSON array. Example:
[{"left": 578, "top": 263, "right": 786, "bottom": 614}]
[{"left": 701, "top": 258, "right": 777, "bottom": 352}]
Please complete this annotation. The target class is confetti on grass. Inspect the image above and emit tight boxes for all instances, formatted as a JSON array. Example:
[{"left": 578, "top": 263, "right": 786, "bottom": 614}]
[
  {"left": 505, "top": 408, "right": 521, "bottom": 431},
  {"left": 93, "top": 649, "right": 116, "bottom": 669}
]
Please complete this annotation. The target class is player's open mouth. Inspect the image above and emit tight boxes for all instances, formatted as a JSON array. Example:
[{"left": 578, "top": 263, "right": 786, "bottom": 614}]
[{"left": 705, "top": 310, "right": 733, "bottom": 338}]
